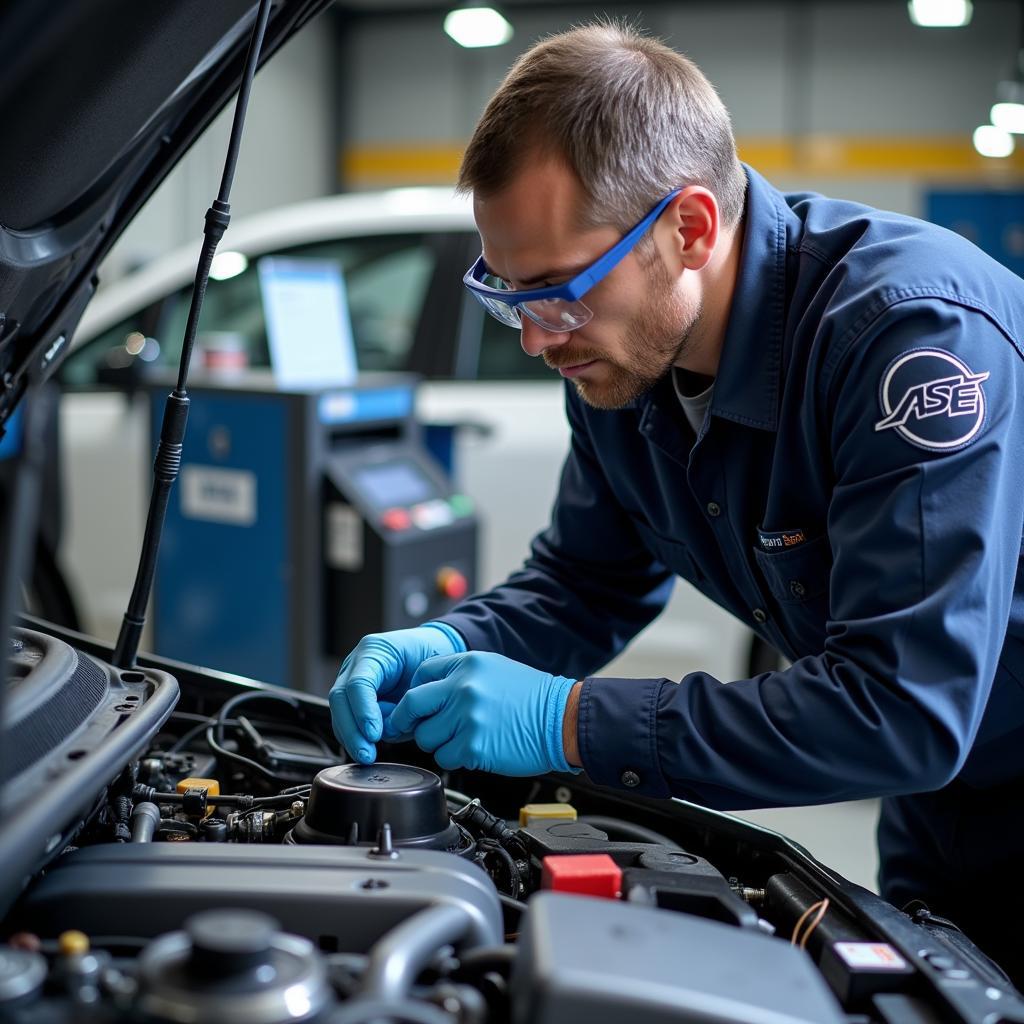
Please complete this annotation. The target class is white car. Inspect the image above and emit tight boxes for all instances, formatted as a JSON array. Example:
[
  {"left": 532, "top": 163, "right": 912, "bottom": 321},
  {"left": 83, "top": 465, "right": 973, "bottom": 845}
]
[{"left": 59, "top": 187, "right": 763, "bottom": 684}]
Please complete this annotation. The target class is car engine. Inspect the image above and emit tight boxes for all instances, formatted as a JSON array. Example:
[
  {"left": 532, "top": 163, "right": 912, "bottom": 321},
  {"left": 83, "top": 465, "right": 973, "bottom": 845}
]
[{"left": 2, "top": 625, "right": 1023, "bottom": 1024}]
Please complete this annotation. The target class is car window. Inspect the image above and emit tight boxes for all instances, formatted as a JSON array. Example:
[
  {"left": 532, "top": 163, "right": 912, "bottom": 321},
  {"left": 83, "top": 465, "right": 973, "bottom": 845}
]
[
  {"left": 158, "top": 233, "right": 437, "bottom": 373},
  {"left": 62, "top": 233, "right": 439, "bottom": 386},
  {"left": 474, "top": 308, "right": 556, "bottom": 380}
]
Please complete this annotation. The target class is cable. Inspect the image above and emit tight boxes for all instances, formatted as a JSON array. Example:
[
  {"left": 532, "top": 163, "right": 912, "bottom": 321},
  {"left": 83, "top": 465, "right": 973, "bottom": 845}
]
[
  {"left": 444, "top": 787, "right": 474, "bottom": 809},
  {"left": 476, "top": 838, "right": 523, "bottom": 900},
  {"left": 205, "top": 724, "right": 284, "bottom": 781},
  {"left": 190, "top": 690, "right": 331, "bottom": 782},
  {"left": 166, "top": 714, "right": 330, "bottom": 756},
  {"left": 166, "top": 718, "right": 211, "bottom": 755},
  {"left": 137, "top": 785, "right": 311, "bottom": 811},
  {"left": 578, "top": 815, "right": 683, "bottom": 849},
  {"left": 790, "top": 898, "right": 829, "bottom": 949},
  {"left": 498, "top": 893, "right": 527, "bottom": 927},
  {"left": 215, "top": 691, "right": 302, "bottom": 746}
]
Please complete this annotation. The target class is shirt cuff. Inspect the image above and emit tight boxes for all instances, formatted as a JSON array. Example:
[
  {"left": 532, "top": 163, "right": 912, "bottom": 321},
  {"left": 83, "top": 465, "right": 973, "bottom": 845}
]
[{"left": 578, "top": 675, "right": 672, "bottom": 798}]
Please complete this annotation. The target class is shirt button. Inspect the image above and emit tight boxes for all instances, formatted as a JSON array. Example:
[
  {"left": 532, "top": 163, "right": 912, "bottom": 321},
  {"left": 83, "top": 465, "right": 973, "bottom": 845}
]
[
  {"left": 752, "top": 608, "right": 768, "bottom": 624},
  {"left": 621, "top": 770, "right": 640, "bottom": 788},
  {"left": 789, "top": 580, "right": 806, "bottom": 598},
  {"left": 706, "top": 501, "right": 721, "bottom": 518}
]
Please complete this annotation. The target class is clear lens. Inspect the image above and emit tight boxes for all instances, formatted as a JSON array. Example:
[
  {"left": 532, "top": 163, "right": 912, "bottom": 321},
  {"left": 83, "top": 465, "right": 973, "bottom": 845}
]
[
  {"left": 473, "top": 292, "right": 522, "bottom": 328},
  {"left": 469, "top": 280, "right": 593, "bottom": 333},
  {"left": 522, "top": 297, "right": 593, "bottom": 332}
]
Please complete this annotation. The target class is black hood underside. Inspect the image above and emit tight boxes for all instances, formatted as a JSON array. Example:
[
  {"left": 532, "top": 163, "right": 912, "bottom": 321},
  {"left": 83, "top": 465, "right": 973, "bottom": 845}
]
[{"left": 0, "top": 0, "right": 332, "bottom": 429}]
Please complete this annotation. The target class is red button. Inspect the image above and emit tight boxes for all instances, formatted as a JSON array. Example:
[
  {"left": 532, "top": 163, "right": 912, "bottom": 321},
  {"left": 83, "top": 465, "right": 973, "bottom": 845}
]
[
  {"left": 382, "top": 508, "right": 412, "bottom": 531},
  {"left": 436, "top": 567, "right": 468, "bottom": 600},
  {"left": 540, "top": 854, "right": 622, "bottom": 899}
]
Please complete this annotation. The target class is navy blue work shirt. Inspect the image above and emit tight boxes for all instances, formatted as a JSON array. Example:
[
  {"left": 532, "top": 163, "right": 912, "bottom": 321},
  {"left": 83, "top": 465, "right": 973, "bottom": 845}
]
[{"left": 439, "top": 165, "right": 1024, "bottom": 899}]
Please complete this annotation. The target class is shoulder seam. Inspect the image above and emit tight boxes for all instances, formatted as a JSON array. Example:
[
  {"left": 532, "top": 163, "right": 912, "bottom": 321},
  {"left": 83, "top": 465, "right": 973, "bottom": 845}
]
[{"left": 821, "top": 289, "right": 1022, "bottom": 405}]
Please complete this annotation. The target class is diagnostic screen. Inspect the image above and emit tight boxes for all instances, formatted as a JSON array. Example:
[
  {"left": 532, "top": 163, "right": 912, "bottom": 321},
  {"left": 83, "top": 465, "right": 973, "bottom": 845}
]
[
  {"left": 355, "top": 461, "right": 434, "bottom": 507},
  {"left": 258, "top": 257, "right": 357, "bottom": 389}
]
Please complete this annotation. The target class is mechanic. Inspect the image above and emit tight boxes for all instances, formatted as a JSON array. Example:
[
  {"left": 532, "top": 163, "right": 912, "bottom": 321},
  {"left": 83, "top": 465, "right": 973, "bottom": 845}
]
[{"left": 330, "top": 23, "right": 1024, "bottom": 980}]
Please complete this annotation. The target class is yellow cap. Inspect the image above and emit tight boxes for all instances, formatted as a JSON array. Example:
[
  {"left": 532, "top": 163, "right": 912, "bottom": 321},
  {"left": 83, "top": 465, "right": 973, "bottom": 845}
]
[
  {"left": 175, "top": 777, "right": 220, "bottom": 795},
  {"left": 519, "top": 803, "right": 578, "bottom": 827},
  {"left": 176, "top": 777, "right": 220, "bottom": 817},
  {"left": 58, "top": 931, "right": 89, "bottom": 956}
]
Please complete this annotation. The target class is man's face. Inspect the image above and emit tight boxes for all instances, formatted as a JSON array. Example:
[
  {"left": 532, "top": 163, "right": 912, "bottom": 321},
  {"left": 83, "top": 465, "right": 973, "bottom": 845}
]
[{"left": 473, "top": 154, "right": 701, "bottom": 410}]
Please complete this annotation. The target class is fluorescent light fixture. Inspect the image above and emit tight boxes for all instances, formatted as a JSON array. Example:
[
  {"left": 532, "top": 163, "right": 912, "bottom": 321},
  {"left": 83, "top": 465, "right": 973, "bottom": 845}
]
[
  {"left": 210, "top": 250, "right": 249, "bottom": 281},
  {"left": 444, "top": 7, "right": 513, "bottom": 48},
  {"left": 907, "top": 0, "right": 972, "bottom": 27},
  {"left": 992, "top": 101, "right": 1024, "bottom": 134},
  {"left": 973, "top": 124, "right": 1015, "bottom": 158}
]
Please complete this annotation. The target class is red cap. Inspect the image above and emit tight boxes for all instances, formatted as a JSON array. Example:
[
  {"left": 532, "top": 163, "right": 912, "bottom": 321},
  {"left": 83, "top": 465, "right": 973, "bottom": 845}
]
[{"left": 540, "top": 854, "right": 622, "bottom": 899}]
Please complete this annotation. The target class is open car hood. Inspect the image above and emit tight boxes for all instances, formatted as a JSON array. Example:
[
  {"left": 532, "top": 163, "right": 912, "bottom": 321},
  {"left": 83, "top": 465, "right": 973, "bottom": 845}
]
[{"left": 0, "top": 0, "right": 332, "bottom": 429}]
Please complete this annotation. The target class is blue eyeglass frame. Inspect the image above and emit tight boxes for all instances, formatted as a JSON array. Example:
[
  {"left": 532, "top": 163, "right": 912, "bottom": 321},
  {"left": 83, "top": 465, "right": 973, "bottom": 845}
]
[{"left": 462, "top": 188, "right": 683, "bottom": 307}]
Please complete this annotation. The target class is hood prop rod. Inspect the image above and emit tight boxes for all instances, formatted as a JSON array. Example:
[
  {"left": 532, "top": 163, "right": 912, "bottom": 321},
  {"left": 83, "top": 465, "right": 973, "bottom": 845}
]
[{"left": 113, "top": 0, "right": 274, "bottom": 669}]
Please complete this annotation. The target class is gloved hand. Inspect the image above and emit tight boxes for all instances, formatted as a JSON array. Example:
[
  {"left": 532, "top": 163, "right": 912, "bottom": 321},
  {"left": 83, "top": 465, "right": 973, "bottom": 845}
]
[
  {"left": 329, "top": 623, "right": 465, "bottom": 763},
  {"left": 382, "top": 651, "right": 580, "bottom": 776}
]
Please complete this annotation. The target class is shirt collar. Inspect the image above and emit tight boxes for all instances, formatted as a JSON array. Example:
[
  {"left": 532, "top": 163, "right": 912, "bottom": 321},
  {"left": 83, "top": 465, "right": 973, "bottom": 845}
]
[{"left": 706, "top": 164, "right": 791, "bottom": 432}]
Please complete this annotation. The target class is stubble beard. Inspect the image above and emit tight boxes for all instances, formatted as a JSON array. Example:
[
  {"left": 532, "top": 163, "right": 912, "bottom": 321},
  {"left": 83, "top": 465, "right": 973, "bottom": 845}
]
[{"left": 551, "top": 271, "right": 701, "bottom": 411}]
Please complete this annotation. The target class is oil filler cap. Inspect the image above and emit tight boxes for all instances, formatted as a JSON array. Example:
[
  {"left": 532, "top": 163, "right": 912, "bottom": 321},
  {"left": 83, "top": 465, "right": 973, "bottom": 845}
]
[
  {"left": 186, "top": 910, "right": 274, "bottom": 977},
  {"left": 289, "top": 763, "right": 462, "bottom": 850}
]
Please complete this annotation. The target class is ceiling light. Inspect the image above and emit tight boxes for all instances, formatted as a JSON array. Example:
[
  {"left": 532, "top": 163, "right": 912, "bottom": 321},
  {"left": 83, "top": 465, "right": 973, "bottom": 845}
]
[
  {"left": 907, "top": 0, "right": 973, "bottom": 27},
  {"left": 973, "top": 125, "right": 1015, "bottom": 158},
  {"left": 991, "top": 102, "right": 1024, "bottom": 134},
  {"left": 210, "top": 251, "right": 249, "bottom": 281},
  {"left": 444, "top": 7, "right": 513, "bottom": 48}
]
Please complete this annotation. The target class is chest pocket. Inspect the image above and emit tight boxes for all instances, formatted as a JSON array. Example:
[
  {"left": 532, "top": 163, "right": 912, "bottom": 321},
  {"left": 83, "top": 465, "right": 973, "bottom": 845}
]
[{"left": 753, "top": 533, "right": 831, "bottom": 658}]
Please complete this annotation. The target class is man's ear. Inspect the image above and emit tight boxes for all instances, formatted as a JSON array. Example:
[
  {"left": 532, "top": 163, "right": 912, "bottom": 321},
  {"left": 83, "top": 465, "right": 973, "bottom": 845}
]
[{"left": 657, "top": 186, "right": 719, "bottom": 273}]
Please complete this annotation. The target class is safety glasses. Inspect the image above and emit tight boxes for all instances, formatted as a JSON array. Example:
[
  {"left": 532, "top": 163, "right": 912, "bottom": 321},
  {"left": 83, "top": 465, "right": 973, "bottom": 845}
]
[{"left": 462, "top": 188, "right": 682, "bottom": 333}]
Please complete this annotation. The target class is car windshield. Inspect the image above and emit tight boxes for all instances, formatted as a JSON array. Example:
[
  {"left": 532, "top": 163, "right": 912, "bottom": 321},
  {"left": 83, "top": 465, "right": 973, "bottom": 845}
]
[{"left": 62, "top": 233, "right": 438, "bottom": 384}]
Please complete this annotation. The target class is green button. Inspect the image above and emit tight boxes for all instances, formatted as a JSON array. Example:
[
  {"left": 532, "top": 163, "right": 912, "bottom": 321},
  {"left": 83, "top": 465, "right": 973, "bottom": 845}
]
[{"left": 449, "top": 494, "right": 474, "bottom": 516}]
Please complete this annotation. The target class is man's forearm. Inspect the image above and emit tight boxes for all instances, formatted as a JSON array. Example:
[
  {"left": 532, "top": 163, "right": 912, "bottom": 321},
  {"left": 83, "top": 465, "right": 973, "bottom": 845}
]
[{"left": 562, "top": 680, "right": 584, "bottom": 767}]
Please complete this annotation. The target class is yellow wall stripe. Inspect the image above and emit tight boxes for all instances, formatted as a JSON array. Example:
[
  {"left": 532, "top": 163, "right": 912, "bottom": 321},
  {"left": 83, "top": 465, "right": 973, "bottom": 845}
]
[{"left": 341, "top": 136, "right": 1024, "bottom": 187}]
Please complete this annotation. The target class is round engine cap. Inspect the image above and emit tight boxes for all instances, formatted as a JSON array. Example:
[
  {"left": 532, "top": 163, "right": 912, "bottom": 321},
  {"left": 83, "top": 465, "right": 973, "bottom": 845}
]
[
  {"left": 293, "top": 763, "right": 457, "bottom": 849},
  {"left": 186, "top": 909, "right": 275, "bottom": 977},
  {"left": 0, "top": 947, "right": 47, "bottom": 1004},
  {"left": 136, "top": 912, "right": 331, "bottom": 1024}
]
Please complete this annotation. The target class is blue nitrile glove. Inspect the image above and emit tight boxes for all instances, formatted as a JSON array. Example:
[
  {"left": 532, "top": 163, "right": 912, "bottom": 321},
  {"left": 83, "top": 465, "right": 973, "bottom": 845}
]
[
  {"left": 329, "top": 623, "right": 465, "bottom": 764},
  {"left": 382, "top": 651, "right": 581, "bottom": 776}
]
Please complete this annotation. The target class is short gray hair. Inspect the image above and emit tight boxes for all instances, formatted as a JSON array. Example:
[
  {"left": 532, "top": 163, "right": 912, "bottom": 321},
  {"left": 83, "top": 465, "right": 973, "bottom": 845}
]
[{"left": 458, "top": 21, "right": 746, "bottom": 234}]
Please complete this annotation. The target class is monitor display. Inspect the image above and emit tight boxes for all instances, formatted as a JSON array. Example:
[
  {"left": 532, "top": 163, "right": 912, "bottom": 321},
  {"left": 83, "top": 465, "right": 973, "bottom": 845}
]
[
  {"left": 258, "top": 257, "right": 357, "bottom": 389},
  {"left": 355, "top": 461, "right": 434, "bottom": 508}
]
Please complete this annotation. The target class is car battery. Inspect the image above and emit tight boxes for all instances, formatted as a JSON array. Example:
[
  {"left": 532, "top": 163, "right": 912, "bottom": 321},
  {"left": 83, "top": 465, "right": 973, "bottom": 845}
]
[{"left": 148, "top": 374, "right": 477, "bottom": 693}]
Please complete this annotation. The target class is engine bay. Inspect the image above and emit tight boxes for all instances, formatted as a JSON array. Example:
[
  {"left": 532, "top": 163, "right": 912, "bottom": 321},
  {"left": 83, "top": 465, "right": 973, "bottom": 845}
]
[{"left": 2, "top": 623, "right": 1023, "bottom": 1024}]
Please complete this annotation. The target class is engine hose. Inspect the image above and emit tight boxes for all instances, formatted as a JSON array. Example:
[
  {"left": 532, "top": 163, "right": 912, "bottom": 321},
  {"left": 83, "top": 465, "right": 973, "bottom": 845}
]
[
  {"left": 358, "top": 904, "right": 481, "bottom": 1003},
  {"left": 452, "top": 945, "right": 517, "bottom": 978},
  {"left": 130, "top": 802, "right": 161, "bottom": 843}
]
